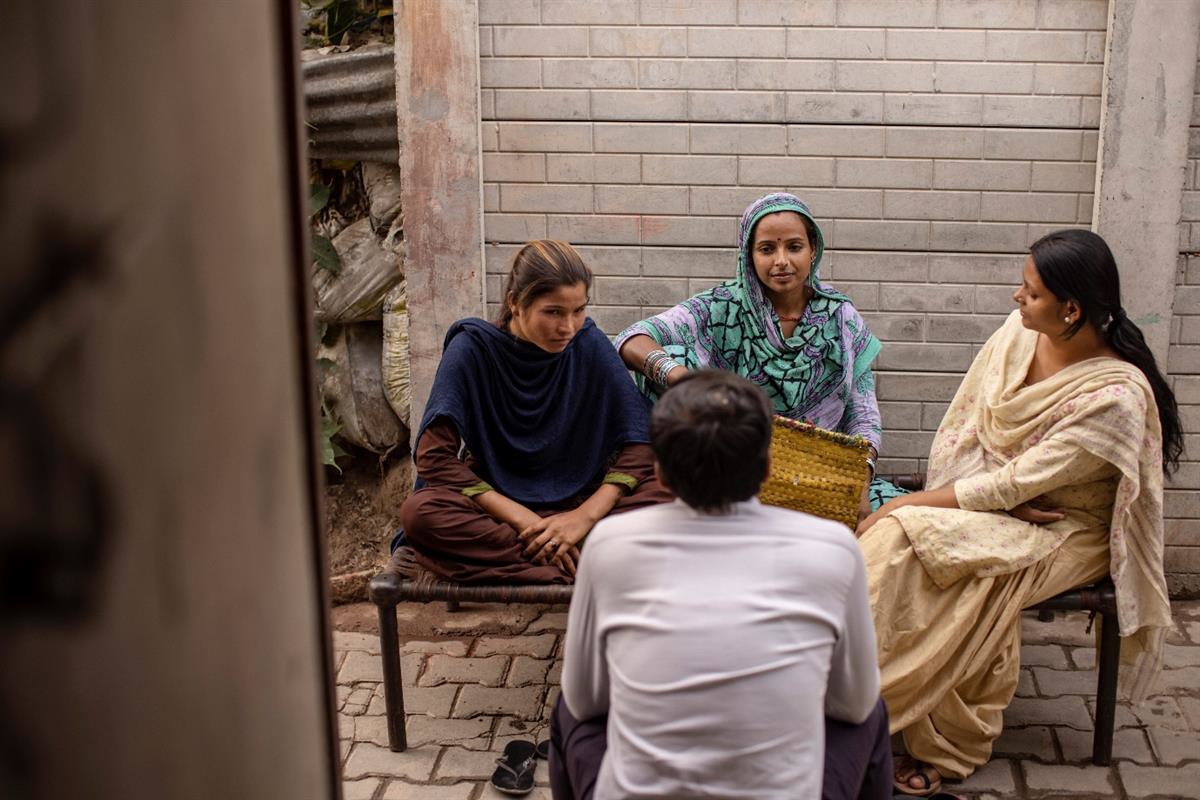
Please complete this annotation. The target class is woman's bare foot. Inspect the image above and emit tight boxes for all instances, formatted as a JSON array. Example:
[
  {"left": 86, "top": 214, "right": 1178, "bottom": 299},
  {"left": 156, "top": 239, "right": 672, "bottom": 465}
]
[{"left": 892, "top": 755, "right": 943, "bottom": 796}]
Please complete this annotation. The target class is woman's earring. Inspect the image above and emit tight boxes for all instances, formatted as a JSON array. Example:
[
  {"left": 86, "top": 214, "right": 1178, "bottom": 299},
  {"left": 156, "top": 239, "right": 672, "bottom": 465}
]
[{"left": 1063, "top": 317, "right": 1071, "bottom": 323}]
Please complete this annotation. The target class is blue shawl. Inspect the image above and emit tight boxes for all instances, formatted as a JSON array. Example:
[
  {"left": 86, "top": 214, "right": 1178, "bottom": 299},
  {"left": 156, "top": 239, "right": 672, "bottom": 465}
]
[{"left": 416, "top": 318, "right": 651, "bottom": 506}]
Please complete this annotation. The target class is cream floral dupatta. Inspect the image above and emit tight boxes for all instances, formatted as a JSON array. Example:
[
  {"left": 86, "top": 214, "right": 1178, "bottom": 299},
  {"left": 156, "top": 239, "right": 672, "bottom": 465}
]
[{"left": 899, "top": 311, "right": 1171, "bottom": 700}]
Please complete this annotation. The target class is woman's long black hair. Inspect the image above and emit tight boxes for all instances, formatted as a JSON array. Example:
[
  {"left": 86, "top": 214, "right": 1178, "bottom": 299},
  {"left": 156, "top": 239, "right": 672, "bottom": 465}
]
[{"left": 1029, "top": 229, "right": 1183, "bottom": 474}]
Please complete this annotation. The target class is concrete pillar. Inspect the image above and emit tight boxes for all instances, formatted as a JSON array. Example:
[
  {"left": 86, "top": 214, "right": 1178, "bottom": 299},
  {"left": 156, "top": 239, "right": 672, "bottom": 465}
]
[
  {"left": 393, "top": 0, "right": 486, "bottom": 442},
  {"left": 1093, "top": 0, "right": 1200, "bottom": 364}
]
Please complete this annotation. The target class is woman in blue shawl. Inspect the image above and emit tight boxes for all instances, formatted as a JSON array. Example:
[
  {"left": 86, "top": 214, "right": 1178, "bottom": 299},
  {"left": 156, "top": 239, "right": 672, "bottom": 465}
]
[
  {"left": 616, "top": 193, "right": 902, "bottom": 514},
  {"left": 400, "top": 240, "right": 672, "bottom": 584}
]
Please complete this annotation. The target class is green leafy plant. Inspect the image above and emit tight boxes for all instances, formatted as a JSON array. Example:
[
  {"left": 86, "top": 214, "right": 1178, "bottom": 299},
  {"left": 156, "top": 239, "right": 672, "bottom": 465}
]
[
  {"left": 309, "top": 182, "right": 341, "bottom": 274},
  {"left": 301, "top": 0, "right": 393, "bottom": 47},
  {"left": 316, "top": 352, "right": 347, "bottom": 473}
]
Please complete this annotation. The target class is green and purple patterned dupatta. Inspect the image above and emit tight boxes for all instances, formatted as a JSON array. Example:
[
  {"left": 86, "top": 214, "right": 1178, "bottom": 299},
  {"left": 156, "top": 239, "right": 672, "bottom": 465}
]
[{"left": 614, "top": 193, "right": 883, "bottom": 447}]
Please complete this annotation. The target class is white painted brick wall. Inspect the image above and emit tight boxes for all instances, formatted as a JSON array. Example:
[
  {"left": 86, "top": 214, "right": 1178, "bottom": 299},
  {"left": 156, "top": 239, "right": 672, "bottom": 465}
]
[{"left": 474, "top": 0, "right": 1200, "bottom": 584}]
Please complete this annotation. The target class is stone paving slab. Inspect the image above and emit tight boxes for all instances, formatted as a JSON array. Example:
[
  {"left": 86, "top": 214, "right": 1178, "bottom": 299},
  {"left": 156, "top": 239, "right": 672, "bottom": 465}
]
[{"left": 335, "top": 601, "right": 1200, "bottom": 799}]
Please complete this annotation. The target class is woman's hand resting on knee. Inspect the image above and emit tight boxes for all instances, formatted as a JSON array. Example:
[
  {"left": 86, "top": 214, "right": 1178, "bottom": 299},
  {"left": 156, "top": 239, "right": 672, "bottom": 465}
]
[{"left": 520, "top": 510, "right": 594, "bottom": 576}]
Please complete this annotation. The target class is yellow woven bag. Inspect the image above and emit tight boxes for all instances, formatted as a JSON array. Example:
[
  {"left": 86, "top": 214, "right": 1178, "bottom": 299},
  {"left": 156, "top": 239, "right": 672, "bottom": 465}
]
[{"left": 758, "top": 415, "right": 872, "bottom": 528}]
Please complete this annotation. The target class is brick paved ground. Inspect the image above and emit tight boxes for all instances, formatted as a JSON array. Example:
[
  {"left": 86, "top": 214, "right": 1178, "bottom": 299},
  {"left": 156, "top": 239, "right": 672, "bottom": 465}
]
[{"left": 334, "top": 600, "right": 1200, "bottom": 799}]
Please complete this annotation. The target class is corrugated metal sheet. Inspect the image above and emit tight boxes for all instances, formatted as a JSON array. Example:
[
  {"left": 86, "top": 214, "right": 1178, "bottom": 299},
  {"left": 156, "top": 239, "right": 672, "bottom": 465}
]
[{"left": 303, "top": 46, "right": 398, "bottom": 163}]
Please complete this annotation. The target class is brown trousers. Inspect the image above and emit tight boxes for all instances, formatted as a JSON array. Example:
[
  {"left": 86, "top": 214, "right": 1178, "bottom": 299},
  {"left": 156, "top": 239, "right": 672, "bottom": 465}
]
[{"left": 400, "top": 478, "right": 673, "bottom": 584}]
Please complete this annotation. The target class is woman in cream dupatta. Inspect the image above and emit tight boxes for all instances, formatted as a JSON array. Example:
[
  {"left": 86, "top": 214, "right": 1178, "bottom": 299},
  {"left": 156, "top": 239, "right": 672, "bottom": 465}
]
[{"left": 857, "top": 230, "right": 1182, "bottom": 795}]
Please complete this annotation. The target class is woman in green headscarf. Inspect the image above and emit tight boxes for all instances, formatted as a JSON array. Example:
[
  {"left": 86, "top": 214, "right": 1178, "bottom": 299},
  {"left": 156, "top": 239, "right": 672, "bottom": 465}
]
[{"left": 616, "top": 193, "right": 901, "bottom": 512}]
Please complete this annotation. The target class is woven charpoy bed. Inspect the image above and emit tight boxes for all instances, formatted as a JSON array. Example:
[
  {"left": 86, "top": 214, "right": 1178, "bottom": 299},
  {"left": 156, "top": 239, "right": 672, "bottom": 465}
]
[{"left": 367, "top": 474, "right": 1121, "bottom": 765}]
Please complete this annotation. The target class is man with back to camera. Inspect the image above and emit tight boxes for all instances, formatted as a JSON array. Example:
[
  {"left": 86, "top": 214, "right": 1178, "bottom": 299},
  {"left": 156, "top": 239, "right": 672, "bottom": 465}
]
[{"left": 549, "top": 369, "right": 890, "bottom": 800}]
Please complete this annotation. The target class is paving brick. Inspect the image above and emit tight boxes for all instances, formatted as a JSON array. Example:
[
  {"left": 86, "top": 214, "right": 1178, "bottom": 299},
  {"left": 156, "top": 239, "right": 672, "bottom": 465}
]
[
  {"left": 643, "top": 154, "right": 736, "bottom": 185},
  {"left": 453, "top": 686, "right": 546, "bottom": 720},
  {"left": 930, "top": 222, "right": 1028, "bottom": 254},
  {"left": 987, "top": 30, "right": 1088, "bottom": 62},
  {"left": 785, "top": 92, "right": 884, "bottom": 125},
  {"left": 480, "top": 58, "right": 542, "bottom": 89},
  {"left": 508, "top": 656, "right": 552, "bottom": 687},
  {"left": 641, "top": 215, "right": 737, "bottom": 247},
  {"left": 352, "top": 714, "right": 391, "bottom": 747},
  {"left": 838, "top": 60, "right": 935, "bottom": 93},
  {"left": 543, "top": 58, "right": 637, "bottom": 89},
  {"left": 485, "top": 213, "right": 548, "bottom": 243},
  {"left": 541, "top": 0, "right": 638, "bottom": 24},
  {"left": 880, "top": 284, "right": 971, "bottom": 313},
  {"left": 1163, "top": 643, "right": 1200, "bottom": 668},
  {"left": 984, "top": 129, "right": 1084, "bottom": 161},
  {"left": 501, "top": 184, "right": 592, "bottom": 214},
  {"left": 590, "top": 27, "right": 686, "bottom": 58},
  {"left": 993, "top": 725, "right": 1055, "bottom": 759},
  {"left": 1058, "top": 726, "right": 1154, "bottom": 765},
  {"left": 404, "top": 716, "right": 492, "bottom": 750},
  {"left": 835, "top": 220, "right": 929, "bottom": 251},
  {"left": 837, "top": 158, "right": 932, "bottom": 189},
  {"left": 984, "top": 95, "right": 1082, "bottom": 128},
  {"left": 526, "top": 612, "right": 570, "bottom": 633},
  {"left": 688, "top": 27, "right": 785, "bottom": 58},
  {"left": 832, "top": 252, "right": 926, "bottom": 282},
  {"left": 1038, "top": 0, "right": 1109, "bottom": 29},
  {"left": 876, "top": 343, "right": 973, "bottom": 372},
  {"left": 885, "top": 29, "right": 986, "bottom": 61},
  {"left": 593, "top": 90, "right": 688, "bottom": 121},
  {"left": 336, "top": 631, "right": 384, "bottom": 654},
  {"left": 926, "top": 314, "right": 1010, "bottom": 344},
  {"left": 739, "top": 156, "right": 835, "bottom": 187},
  {"left": 437, "top": 745, "right": 508, "bottom": 781},
  {"left": 380, "top": 686, "right": 458, "bottom": 718},
  {"left": 1155, "top": 665, "right": 1200, "bottom": 693},
  {"left": 1177, "top": 696, "right": 1200, "bottom": 729},
  {"left": 1035, "top": 64, "right": 1104, "bottom": 97},
  {"left": 477, "top": 0, "right": 538, "bottom": 24},
  {"left": 1015, "top": 667, "right": 1037, "bottom": 697},
  {"left": 789, "top": 125, "right": 884, "bottom": 157},
  {"left": 691, "top": 90, "right": 786, "bottom": 123},
  {"left": 382, "top": 782, "right": 475, "bottom": 800},
  {"left": 344, "top": 742, "right": 439, "bottom": 781},
  {"left": 420, "top": 655, "right": 509, "bottom": 687},
  {"left": 885, "top": 127, "right": 983, "bottom": 159},
  {"left": 640, "top": 245, "right": 731, "bottom": 277},
  {"left": 838, "top": 0, "right": 936, "bottom": 26},
  {"left": 1006, "top": 696, "right": 1093, "bottom": 730},
  {"left": 547, "top": 154, "right": 639, "bottom": 184},
  {"left": 595, "top": 277, "right": 688, "bottom": 306},
  {"left": 547, "top": 215, "right": 639, "bottom": 246},
  {"left": 341, "top": 650, "right": 385, "bottom": 684},
  {"left": 1118, "top": 762, "right": 1200, "bottom": 798},
  {"left": 884, "top": 190, "right": 980, "bottom": 221},
  {"left": 788, "top": 27, "right": 884, "bottom": 59},
  {"left": 641, "top": 0, "right": 738, "bottom": 24},
  {"left": 737, "top": 0, "right": 838, "bottom": 22},
  {"left": 1022, "top": 763, "right": 1114, "bottom": 794},
  {"left": 474, "top": 634, "right": 559, "bottom": 658},
  {"left": 934, "top": 62, "right": 1035, "bottom": 95},
  {"left": 1146, "top": 726, "right": 1200, "bottom": 766},
  {"left": 641, "top": 59, "right": 736, "bottom": 90},
  {"left": 498, "top": 122, "right": 591, "bottom": 153},
  {"left": 684, "top": 125, "right": 780, "bottom": 156},
  {"left": 875, "top": 372, "right": 963, "bottom": 402},
  {"left": 938, "top": 0, "right": 1037, "bottom": 28},
  {"left": 343, "top": 777, "right": 380, "bottom": 800},
  {"left": 884, "top": 94, "right": 983, "bottom": 127},
  {"left": 860, "top": 313, "right": 924, "bottom": 341},
  {"left": 1032, "top": 666, "right": 1098, "bottom": 697},
  {"left": 1120, "top": 695, "right": 1191, "bottom": 731},
  {"left": 493, "top": 26, "right": 589, "bottom": 57},
  {"left": 496, "top": 89, "right": 589, "bottom": 121},
  {"left": 594, "top": 123, "right": 688, "bottom": 154},
  {"left": 952, "top": 758, "right": 1016, "bottom": 794},
  {"left": 1021, "top": 644, "right": 1072, "bottom": 669}
]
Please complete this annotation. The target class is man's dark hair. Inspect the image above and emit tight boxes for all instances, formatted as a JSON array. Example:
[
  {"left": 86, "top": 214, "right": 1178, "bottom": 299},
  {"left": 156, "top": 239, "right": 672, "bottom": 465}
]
[{"left": 650, "top": 370, "right": 773, "bottom": 513}]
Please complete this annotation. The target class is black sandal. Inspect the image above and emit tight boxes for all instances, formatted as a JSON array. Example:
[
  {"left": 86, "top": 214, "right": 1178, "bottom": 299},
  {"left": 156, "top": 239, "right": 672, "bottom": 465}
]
[
  {"left": 491, "top": 740, "right": 537, "bottom": 796},
  {"left": 535, "top": 739, "right": 550, "bottom": 760}
]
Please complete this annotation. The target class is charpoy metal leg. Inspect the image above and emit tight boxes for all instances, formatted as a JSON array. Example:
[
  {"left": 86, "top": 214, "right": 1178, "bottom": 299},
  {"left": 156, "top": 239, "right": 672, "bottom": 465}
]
[
  {"left": 1092, "top": 610, "right": 1120, "bottom": 766},
  {"left": 376, "top": 599, "right": 408, "bottom": 751}
]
